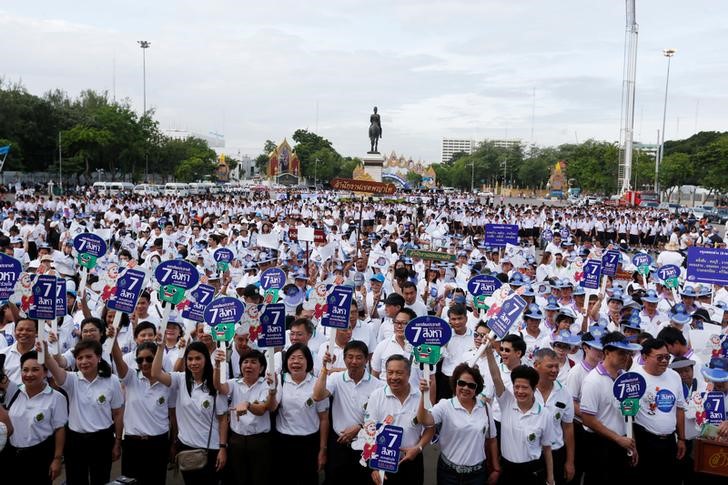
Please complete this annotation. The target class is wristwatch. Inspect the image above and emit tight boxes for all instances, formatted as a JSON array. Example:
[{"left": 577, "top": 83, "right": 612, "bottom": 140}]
[{"left": 219, "top": 443, "right": 228, "bottom": 449}]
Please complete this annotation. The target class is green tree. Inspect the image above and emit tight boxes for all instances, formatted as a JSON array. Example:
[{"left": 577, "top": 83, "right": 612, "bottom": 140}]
[
  {"left": 175, "top": 157, "right": 215, "bottom": 182},
  {"left": 406, "top": 171, "right": 423, "bottom": 188},
  {"left": 291, "top": 130, "right": 335, "bottom": 176},
  {"left": 693, "top": 134, "right": 728, "bottom": 195},
  {"left": 255, "top": 140, "right": 277, "bottom": 175},
  {"left": 659, "top": 152, "right": 692, "bottom": 200}
]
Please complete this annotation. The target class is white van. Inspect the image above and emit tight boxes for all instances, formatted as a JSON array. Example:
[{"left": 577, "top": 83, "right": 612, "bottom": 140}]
[
  {"left": 133, "top": 184, "right": 159, "bottom": 196},
  {"left": 92, "top": 181, "right": 110, "bottom": 195},
  {"left": 93, "top": 182, "right": 134, "bottom": 195},
  {"left": 164, "top": 183, "right": 189, "bottom": 196},
  {"left": 188, "top": 183, "right": 205, "bottom": 195}
]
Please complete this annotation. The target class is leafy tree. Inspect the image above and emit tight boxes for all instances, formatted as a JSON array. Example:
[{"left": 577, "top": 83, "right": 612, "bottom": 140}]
[
  {"left": 659, "top": 152, "right": 692, "bottom": 200},
  {"left": 291, "top": 130, "right": 335, "bottom": 176},
  {"left": 175, "top": 157, "right": 215, "bottom": 182},
  {"left": 406, "top": 171, "right": 423, "bottom": 187},
  {"left": 255, "top": 140, "right": 277, "bottom": 175},
  {"left": 693, "top": 134, "right": 728, "bottom": 195}
]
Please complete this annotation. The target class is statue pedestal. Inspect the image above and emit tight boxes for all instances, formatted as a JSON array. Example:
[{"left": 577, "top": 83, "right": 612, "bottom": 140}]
[{"left": 362, "top": 153, "right": 385, "bottom": 182}]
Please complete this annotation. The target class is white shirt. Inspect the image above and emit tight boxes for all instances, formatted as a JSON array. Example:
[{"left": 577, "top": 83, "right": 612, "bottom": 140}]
[
  {"left": 364, "top": 385, "right": 425, "bottom": 448},
  {"left": 60, "top": 371, "right": 124, "bottom": 433},
  {"left": 274, "top": 373, "right": 328, "bottom": 436},
  {"left": 170, "top": 372, "right": 227, "bottom": 449},
  {"left": 7, "top": 383, "right": 68, "bottom": 448},
  {"left": 441, "top": 329, "right": 474, "bottom": 376},
  {"left": 497, "top": 389, "right": 556, "bottom": 463},
  {"left": 120, "top": 369, "right": 171, "bottom": 437},
  {"left": 370, "top": 337, "right": 423, "bottom": 389},
  {"left": 225, "top": 377, "right": 272, "bottom": 436},
  {"left": 0, "top": 343, "right": 26, "bottom": 384},
  {"left": 580, "top": 363, "right": 626, "bottom": 435},
  {"left": 536, "top": 380, "right": 575, "bottom": 450},
  {"left": 565, "top": 360, "right": 595, "bottom": 408},
  {"left": 325, "top": 370, "right": 384, "bottom": 436},
  {"left": 634, "top": 367, "right": 686, "bottom": 435},
  {"left": 430, "top": 397, "right": 497, "bottom": 466}
]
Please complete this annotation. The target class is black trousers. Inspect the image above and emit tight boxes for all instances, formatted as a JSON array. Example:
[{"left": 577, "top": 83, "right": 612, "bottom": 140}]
[
  {"left": 3, "top": 435, "right": 55, "bottom": 485},
  {"left": 584, "top": 433, "right": 635, "bottom": 485},
  {"left": 378, "top": 452, "right": 424, "bottom": 485},
  {"left": 177, "top": 442, "right": 221, "bottom": 485},
  {"left": 227, "top": 431, "right": 273, "bottom": 485},
  {"left": 499, "top": 457, "right": 544, "bottom": 485},
  {"left": 571, "top": 421, "right": 593, "bottom": 485},
  {"left": 325, "top": 431, "right": 370, "bottom": 485},
  {"left": 552, "top": 445, "right": 567, "bottom": 485},
  {"left": 122, "top": 433, "right": 169, "bottom": 485},
  {"left": 276, "top": 431, "right": 320, "bottom": 485},
  {"left": 634, "top": 424, "right": 679, "bottom": 485},
  {"left": 65, "top": 427, "right": 114, "bottom": 485}
]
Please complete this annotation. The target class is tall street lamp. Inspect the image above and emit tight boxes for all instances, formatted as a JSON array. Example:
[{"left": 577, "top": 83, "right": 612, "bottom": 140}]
[
  {"left": 656, "top": 48, "right": 676, "bottom": 197},
  {"left": 138, "top": 40, "right": 151, "bottom": 181}
]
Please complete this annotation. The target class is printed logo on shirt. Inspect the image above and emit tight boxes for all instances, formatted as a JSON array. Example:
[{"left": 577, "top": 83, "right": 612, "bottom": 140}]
[
  {"left": 655, "top": 389, "right": 676, "bottom": 413},
  {"left": 157, "top": 396, "right": 166, "bottom": 406},
  {"left": 97, "top": 394, "right": 107, "bottom": 405},
  {"left": 35, "top": 412, "right": 45, "bottom": 422}
]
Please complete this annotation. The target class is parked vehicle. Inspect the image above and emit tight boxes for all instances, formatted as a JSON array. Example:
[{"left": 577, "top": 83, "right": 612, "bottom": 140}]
[
  {"left": 92, "top": 182, "right": 134, "bottom": 196},
  {"left": 164, "top": 183, "right": 189, "bottom": 196},
  {"left": 133, "top": 184, "right": 160, "bottom": 196}
]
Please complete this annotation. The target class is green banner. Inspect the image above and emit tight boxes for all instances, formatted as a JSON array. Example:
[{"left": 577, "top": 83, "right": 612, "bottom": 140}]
[{"left": 405, "top": 249, "right": 456, "bottom": 262}]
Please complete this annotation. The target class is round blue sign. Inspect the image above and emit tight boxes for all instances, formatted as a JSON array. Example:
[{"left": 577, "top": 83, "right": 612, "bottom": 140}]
[
  {"left": 657, "top": 264, "right": 680, "bottom": 282},
  {"left": 612, "top": 372, "right": 647, "bottom": 401},
  {"left": 404, "top": 316, "right": 452, "bottom": 347},
  {"left": 654, "top": 389, "right": 676, "bottom": 412},
  {"left": 631, "top": 253, "right": 652, "bottom": 268},
  {"left": 559, "top": 227, "right": 570, "bottom": 239},
  {"left": 203, "top": 296, "right": 245, "bottom": 325},
  {"left": 73, "top": 233, "right": 107, "bottom": 258},
  {"left": 0, "top": 253, "right": 22, "bottom": 300},
  {"left": 541, "top": 229, "right": 553, "bottom": 242},
  {"left": 260, "top": 268, "right": 286, "bottom": 290},
  {"left": 154, "top": 259, "right": 200, "bottom": 289},
  {"left": 214, "top": 247, "right": 234, "bottom": 263},
  {"left": 467, "top": 275, "right": 502, "bottom": 298}
]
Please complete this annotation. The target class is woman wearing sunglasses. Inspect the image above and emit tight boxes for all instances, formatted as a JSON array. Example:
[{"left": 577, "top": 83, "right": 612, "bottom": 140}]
[
  {"left": 417, "top": 362, "right": 500, "bottom": 485},
  {"left": 110, "top": 336, "right": 171, "bottom": 485}
]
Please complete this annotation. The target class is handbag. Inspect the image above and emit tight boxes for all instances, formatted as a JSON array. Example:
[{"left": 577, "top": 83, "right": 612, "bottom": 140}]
[{"left": 175, "top": 396, "right": 216, "bottom": 472}]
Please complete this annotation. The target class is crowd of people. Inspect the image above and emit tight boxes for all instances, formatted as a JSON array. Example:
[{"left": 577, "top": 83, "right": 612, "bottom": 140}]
[{"left": 0, "top": 186, "right": 725, "bottom": 485}]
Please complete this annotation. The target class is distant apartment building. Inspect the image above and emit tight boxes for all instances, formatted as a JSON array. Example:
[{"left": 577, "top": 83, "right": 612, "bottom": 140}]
[{"left": 441, "top": 138, "right": 522, "bottom": 163}]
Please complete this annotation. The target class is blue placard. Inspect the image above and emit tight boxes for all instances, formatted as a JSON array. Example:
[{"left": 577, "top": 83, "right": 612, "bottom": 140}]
[
  {"left": 182, "top": 284, "right": 216, "bottom": 322},
  {"left": 489, "top": 293, "right": 527, "bottom": 339},
  {"left": 484, "top": 224, "right": 519, "bottom": 247},
  {"left": 55, "top": 278, "right": 67, "bottom": 317},
  {"left": 631, "top": 252, "right": 652, "bottom": 269},
  {"left": 581, "top": 260, "right": 602, "bottom": 290},
  {"left": 260, "top": 268, "right": 286, "bottom": 290},
  {"left": 559, "top": 227, "right": 570, "bottom": 239},
  {"left": 204, "top": 296, "right": 245, "bottom": 325},
  {"left": 686, "top": 247, "right": 728, "bottom": 286},
  {"left": 541, "top": 229, "right": 553, "bottom": 242},
  {"left": 602, "top": 250, "right": 621, "bottom": 277},
  {"left": 107, "top": 268, "right": 147, "bottom": 314},
  {"left": 612, "top": 372, "right": 647, "bottom": 401},
  {"left": 369, "top": 425, "right": 403, "bottom": 473},
  {"left": 704, "top": 391, "right": 726, "bottom": 426},
  {"left": 0, "top": 253, "right": 22, "bottom": 301},
  {"left": 29, "top": 274, "right": 57, "bottom": 320},
  {"left": 404, "top": 316, "right": 452, "bottom": 347},
  {"left": 657, "top": 264, "right": 680, "bottom": 282},
  {"left": 213, "top": 247, "right": 234, "bottom": 263},
  {"left": 258, "top": 303, "right": 286, "bottom": 347},
  {"left": 154, "top": 259, "right": 200, "bottom": 289},
  {"left": 73, "top": 233, "right": 107, "bottom": 257},
  {"left": 467, "top": 274, "right": 502, "bottom": 298},
  {"left": 321, "top": 285, "right": 354, "bottom": 329}
]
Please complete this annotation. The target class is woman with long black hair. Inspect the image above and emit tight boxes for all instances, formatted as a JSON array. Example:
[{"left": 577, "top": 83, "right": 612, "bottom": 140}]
[
  {"left": 152, "top": 340, "right": 228, "bottom": 485},
  {"left": 45, "top": 339, "right": 124, "bottom": 485}
]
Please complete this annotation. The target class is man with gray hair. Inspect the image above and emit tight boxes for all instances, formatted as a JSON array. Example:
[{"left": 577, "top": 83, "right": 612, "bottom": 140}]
[{"left": 534, "top": 348, "right": 575, "bottom": 485}]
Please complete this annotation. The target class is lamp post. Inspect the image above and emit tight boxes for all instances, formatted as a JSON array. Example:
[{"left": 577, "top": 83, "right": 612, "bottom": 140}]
[
  {"left": 470, "top": 160, "right": 475, "bottom": 192},
  {"left": 314, "top": 158, "right": 319, "bottom": 188},
  {"left": 656, "top": 48, "right": 676, "bottom": 198},
  {"left": 138, "top": 40, "right": 151, "bottom": 181}
]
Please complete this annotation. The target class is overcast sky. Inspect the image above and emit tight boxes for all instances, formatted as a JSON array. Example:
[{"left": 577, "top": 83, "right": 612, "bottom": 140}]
[{"left": 2, "top": 0, "right": 727, "bottom": 162}]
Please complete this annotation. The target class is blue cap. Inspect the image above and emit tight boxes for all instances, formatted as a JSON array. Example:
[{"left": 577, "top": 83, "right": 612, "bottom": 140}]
[
  {"left": 572, "top": 286, "right": 585, "bottom": 296},
  {"left": 584, "top": 325, "right": 607, "bottom": 349},
  {"left": 544, "top": 296, "right": 560, "bottom": 311},
  {"left": 551, "top": 330, "right": 581, "bottom": 347},
  {"left": 603, "top": 337, "right": 642, "bottom": 352},
  {"left": 697, "top": 285, "right": 712, "bottom": 297},
  {"left": 621, "top": 313, "right": 643, "bottom": 331},
  {"left": 680, "top": 286, "right": 698, "bottom": 298},
  {"left": 700, "top": 357, "right": 728, "bottom": 383},
  {"left": 520, "top": 285, "right": 535, "bottom": 297},
  {"left": 524, "top": 303, "right": 544, "bottom": 320},
  {"left": 669, "top": 303, "right": 692, "bottom": 325},
  {"left": 642, "top": 289, "right": 659, "bottom": 303},
  {"left": 370, "top": 273, "right": 385, "bottom": 283},
  {"left": 556, "top": 307, "right": 577, "bottom": 322}
]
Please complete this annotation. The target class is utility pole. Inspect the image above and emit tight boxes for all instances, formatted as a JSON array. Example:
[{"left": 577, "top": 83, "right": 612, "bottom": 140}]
[
  {"left": 138, "top": 40, "right": 151, "bottom": 181},
  {"left": 656, "top": 48, "right": 676, "bottom": 198}
]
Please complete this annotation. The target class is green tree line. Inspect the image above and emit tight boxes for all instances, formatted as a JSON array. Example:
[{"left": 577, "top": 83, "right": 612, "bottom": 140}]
[{"left": 0, "top": 81, "right": 218, "bottom": 183}]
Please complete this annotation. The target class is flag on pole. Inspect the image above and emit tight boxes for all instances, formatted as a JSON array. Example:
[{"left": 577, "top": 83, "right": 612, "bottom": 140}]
[{"left": 0, "top": 145, "right": 10, "bottom": 172}]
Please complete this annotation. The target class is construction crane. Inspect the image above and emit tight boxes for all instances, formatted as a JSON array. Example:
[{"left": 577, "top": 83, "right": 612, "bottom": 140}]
[{"left": 618, "top": 0, "right": 639, "bottom": 199}]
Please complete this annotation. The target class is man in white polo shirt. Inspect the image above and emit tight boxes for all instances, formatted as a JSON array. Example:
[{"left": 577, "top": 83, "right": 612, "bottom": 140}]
[
  {"left": 363, "top": 354, "right": 434, "bottom": 485},
  {"left": 580, "top": 331, "right": 641, "bottom": 485},
  {"left": 313, "top": 340, "right": 384, "bottom": 485},
  {"left": 633, "top": 338, "right": 686, "bottom": 485}
]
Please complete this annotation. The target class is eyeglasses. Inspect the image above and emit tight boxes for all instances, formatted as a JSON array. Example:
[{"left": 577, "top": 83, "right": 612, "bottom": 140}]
[
  {"left": 652, "top": 354, "right": 671, "bottom": 362},
  {"left": 474, "top": 332, "right": 489, "bottom": 338},
  {"left": 393, "top": 320, "right": 409, "bottom": 327},
  {"left": 456, "top": 380, "right": 477, "bottom": 390},
  {"left": 135, "top": 356, "right": 154, "bottom": 364}
]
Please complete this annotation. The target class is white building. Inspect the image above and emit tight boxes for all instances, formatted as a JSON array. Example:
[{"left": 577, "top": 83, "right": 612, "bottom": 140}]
[{"left": 441, "top": 138, "right": 477, "bottom": 164}]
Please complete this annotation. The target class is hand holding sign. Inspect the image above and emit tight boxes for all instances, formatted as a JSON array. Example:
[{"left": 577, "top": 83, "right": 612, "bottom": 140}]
[
  {"left": 213, "top": 247, "right": 234, "bottom": 273},
  {"left": 321, "top": 285, "right": 354, "bottom": 371},
  {"left": 467, "top": 274, "right": 502, "bottom": 310},
  {"left": 405, "top": 316, "right": 451, "bottom": 409},
  {"left": 104, "top": 267, "right": 148, "bottom": 355},
  {"left": 613, "top": 371, "right": 646, "bottom": 456},
  {"left": 204, "top": 296, "right": 245, "bottom": 382},
  {"left": 154, "top": 259, "right": 200, "bottom": 337},
  {"left": 258, "top": 303, "right": 286, "bottom": 373},
  {"left": 30, "top": 275, "right": 56, "bottom": 364},
  {"left": 74, "top": 233, "right": 107, "bottom": 297}
]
